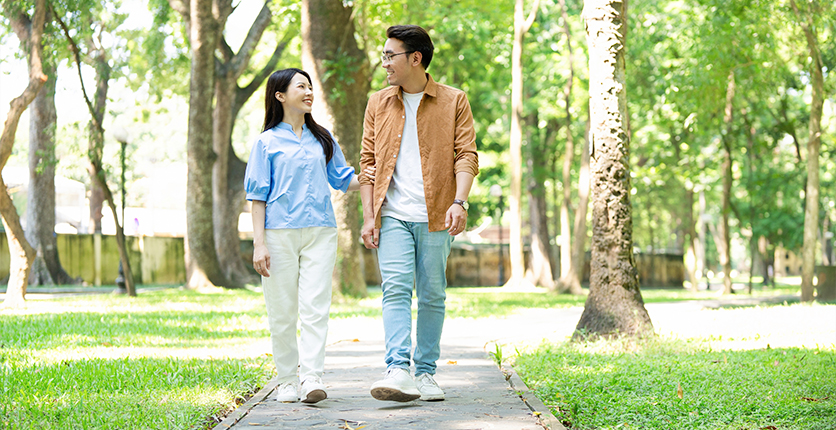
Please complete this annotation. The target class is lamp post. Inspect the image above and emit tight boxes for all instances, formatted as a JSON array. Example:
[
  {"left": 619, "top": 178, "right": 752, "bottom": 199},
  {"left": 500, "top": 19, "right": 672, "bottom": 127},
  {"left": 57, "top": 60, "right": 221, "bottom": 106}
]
[
  {"left": 113, "top": 127, "right": 129, "bottom": 294},
  {"left": 490, "top": 184, "right": 505, "bottom": 286}
]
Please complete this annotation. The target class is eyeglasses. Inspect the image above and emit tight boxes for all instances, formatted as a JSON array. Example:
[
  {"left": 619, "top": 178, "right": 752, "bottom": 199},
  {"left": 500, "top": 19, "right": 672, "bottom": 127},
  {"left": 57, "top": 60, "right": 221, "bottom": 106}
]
[{"left": 381, "top": 51, "right": 415, "bottom": 64}]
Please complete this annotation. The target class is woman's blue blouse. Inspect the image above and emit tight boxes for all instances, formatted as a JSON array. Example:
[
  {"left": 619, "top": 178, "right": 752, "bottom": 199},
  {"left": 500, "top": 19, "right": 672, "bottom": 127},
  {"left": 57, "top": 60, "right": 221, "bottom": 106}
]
[{"left": 244, "top": 122, "right": 355, "bottom": 229}]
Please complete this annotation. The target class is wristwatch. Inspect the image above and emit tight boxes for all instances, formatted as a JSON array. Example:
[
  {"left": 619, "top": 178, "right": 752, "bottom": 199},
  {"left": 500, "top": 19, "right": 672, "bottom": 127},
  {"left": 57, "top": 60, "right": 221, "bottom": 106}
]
[{"left": 453, "top": 199, "right": 469, "bottom": 211}]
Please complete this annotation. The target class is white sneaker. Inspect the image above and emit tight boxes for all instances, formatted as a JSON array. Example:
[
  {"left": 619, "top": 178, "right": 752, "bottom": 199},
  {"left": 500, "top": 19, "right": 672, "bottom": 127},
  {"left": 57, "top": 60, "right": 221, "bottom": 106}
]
[
  {"left": 274, "top": 381, "right": 299, "bottom": 403},
  {"left": 301, "top": 377, "right": 327, "bottom": 404},
  {"left": 415, "top": 373, "right": 445, "bottom": 401},
  {"left": 370, "top": 367, "right": 421, "bottom": 402}
]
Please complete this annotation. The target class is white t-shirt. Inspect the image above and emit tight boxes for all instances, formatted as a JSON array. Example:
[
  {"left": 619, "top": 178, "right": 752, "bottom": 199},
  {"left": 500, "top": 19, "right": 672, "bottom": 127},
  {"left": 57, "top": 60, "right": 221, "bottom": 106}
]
[{"left": 381, "top": 91, "right": 428, "bottom": 222}]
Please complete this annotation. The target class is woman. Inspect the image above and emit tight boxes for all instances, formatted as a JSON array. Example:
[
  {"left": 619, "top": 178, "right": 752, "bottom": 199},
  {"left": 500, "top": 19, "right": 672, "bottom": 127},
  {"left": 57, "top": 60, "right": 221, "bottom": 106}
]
[{"left": 244, "top": 68, "right": 365, "bottom": 404}]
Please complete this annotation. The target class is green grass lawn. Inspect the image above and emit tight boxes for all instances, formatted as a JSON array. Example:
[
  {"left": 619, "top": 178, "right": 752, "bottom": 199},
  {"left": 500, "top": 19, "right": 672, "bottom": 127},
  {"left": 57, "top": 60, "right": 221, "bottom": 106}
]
[
  {"left": 514, "top": 337, "right": 836, "bottom": 430},
  {"left": 0, "top": 280, "right": 823, "bottom": 429},
  {"left": 1, "top": 288, "right": 274, "bottom": 429}
]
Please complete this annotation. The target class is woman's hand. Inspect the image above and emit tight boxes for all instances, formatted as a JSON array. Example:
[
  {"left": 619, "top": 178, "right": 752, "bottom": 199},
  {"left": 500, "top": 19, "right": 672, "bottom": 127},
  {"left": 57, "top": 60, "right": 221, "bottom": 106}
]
[
  {"left": 253, "top": 244, "right": 271, "bottom": 277},
  {"left": 364, "top": 165, "right": 376, "bottom": 183},
  {"left": 347, "top": 166, "right": 376, "bottom": 191}
]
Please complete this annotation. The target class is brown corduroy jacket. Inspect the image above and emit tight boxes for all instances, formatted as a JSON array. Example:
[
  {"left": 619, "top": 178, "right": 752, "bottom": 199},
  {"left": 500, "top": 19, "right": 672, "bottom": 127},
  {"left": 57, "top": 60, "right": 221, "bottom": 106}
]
[{"left": 359, "top": 74, "right": 479, "bottom": 232}]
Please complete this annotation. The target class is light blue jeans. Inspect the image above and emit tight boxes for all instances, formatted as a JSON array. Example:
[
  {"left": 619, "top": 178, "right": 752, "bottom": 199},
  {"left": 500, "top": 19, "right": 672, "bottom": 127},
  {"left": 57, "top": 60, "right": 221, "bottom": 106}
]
[{"left": 378, "top": 216, "right": 453, "bottom": 376}]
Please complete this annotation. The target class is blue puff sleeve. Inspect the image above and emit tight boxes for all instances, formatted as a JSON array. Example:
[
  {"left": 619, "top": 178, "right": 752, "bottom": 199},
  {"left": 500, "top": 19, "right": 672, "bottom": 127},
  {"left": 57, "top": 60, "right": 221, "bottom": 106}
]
[
  {"left": 326, "top": 136, "right": 355, "bottom": 193},
  {"left": 244, "top": 137, "right": 271, "bottom": 201}
]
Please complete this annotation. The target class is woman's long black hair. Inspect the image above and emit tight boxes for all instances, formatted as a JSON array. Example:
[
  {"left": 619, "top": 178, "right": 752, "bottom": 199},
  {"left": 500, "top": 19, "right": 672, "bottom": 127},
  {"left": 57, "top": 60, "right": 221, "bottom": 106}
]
[{"left": 263, "top": 68, "right": 335, "bottom": 163}]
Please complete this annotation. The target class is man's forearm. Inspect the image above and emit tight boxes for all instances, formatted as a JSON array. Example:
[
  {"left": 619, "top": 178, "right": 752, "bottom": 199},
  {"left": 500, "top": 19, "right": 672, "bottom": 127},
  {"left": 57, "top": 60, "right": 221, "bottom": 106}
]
[
  {"left": 361, "top": 184, "right": 375, "bottom": 222},
  {"left": 455, "top": 172, "right": 475, "bottom": 202}
]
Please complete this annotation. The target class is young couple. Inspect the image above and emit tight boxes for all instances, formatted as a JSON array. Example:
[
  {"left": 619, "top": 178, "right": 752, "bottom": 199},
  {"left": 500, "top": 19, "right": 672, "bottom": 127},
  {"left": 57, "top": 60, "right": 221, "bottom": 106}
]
[{"left": 243, "top": 25, "right": 478, "bottom": 404}]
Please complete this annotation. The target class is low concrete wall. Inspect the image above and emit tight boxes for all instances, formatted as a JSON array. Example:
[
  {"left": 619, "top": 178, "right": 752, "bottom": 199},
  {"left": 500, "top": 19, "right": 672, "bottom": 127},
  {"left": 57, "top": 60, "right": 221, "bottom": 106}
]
[
  {"left": 0, "top": 233, "right": 683, "bottom": 288},
  {"left": 0, "top": 233, "right": 184, "bottom": 285}
]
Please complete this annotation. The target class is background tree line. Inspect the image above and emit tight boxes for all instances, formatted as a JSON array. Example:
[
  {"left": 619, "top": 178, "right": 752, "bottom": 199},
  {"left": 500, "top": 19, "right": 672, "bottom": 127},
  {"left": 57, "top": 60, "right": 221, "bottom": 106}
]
[{"left": 2, "top": 0, "right": 833, "bottom": 319}]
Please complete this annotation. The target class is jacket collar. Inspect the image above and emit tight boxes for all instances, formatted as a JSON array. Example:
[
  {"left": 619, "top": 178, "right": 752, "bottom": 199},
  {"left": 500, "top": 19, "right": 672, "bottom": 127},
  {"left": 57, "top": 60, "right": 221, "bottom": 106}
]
[{"left": 386, "top": 73, "right": 438, "bottom": 101}]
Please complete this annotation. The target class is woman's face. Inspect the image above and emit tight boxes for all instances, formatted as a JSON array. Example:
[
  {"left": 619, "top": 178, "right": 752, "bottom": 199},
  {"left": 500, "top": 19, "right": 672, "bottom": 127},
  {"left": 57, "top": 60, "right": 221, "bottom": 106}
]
[{"left": 276, "top": 73, "right": 314, "bottom": 115}]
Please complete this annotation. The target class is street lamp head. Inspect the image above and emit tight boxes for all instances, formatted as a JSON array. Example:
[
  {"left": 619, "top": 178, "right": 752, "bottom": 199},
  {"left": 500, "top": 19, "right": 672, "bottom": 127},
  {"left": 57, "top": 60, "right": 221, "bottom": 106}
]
[
  {"left": 490, "top": 184, "right": 502, "bottom": 198},
  {"left": 113, "top": 126, "right": 130, "bottom": 144}
]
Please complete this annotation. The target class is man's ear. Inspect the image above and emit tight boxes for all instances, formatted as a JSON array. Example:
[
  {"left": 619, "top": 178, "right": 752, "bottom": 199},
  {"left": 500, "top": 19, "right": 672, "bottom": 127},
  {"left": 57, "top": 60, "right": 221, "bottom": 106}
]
[{"left": 411, "top": 51, "right": 423, "bottom": 67}]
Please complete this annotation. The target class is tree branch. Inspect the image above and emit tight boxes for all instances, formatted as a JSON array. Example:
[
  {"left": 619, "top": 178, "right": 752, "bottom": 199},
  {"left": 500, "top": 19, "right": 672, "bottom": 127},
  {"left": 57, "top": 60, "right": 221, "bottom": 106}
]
[
  {"left": 228, "top": 0, "right": 272, "bottom": 78},
  {"left": 522, "top": 0, "right": 542, "bottom": 34},
  {"left": 50, "top": 2, "right": 102, "bottom": 134},
  {"left": 236, "top": 28, "right": 296, "bottom": 113}
]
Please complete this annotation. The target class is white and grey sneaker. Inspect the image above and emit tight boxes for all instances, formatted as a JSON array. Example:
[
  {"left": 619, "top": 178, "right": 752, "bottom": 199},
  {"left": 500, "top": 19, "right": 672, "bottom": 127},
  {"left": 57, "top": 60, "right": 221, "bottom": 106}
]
[
  {"left": 301, "top": 377, "right": 327, "bottom": 404},
  {"left": 274, "top": 381, "right": 299, "bottom": 403},
  {"left": 415, "top": 373, "right": 445, "bottom": 401},
  {"left": 370, "top": 367, "right": 421, "bottom": 402}
]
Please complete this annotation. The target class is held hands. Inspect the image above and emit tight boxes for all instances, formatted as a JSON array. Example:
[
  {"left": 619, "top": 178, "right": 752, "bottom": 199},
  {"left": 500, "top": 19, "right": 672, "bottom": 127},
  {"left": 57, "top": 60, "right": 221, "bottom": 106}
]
[
  {"left": 445, "top": 203, "right": 467, "bottom": 236},
  {"left": 361, "top": 220, "right": 379, "bottom": 249},
  {"left": 253, "top": 244, "right": 271, "bottom": 277}
]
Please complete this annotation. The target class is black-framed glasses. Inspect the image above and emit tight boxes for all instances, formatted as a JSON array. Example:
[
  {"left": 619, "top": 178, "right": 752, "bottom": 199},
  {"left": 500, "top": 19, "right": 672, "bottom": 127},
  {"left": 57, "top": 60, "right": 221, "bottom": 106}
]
[{"left": 381, "top": 51, "right": 415, "bottom": 63}]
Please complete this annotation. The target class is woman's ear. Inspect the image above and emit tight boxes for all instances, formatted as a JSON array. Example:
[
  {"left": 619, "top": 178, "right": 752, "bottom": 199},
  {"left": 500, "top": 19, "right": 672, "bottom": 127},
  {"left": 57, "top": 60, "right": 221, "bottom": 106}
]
[{"left": 275, "top": 92, "right": 283, "bottom": 102}]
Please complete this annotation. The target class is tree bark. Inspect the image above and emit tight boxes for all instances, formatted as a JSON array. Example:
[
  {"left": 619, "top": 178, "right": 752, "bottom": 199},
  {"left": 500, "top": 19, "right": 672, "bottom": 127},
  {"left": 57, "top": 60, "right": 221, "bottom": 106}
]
[
  {"left": 719, "top": 71, "right": 735, "bottom": 294},
  {"left": 1, "top": 0, "right": 47, "bottom": 307},
  {"left": 301, "top": 0, "right": 370, "bottom": 297},
  {"left": 182, "top": 0, "right": 230, "bottom": 289},
  {"left": 508, "top": 0, "right": 541, "bottom": 286},
  {"left": 791, "top": 0, "right": 823, "bottom": 302},
  {"left": 575, "top": 0, "right": 652, "bottom": 338}
]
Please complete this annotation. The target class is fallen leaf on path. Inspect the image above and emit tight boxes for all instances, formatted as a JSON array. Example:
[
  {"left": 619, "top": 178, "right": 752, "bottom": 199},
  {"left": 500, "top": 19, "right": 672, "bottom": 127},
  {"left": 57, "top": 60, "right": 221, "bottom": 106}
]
[
  {"left": 352, "top": 339, "right": 359, "bottom": 342},
  {"left": 447, "top": 360, "right": 458, "bottom": 365},
  {"left": 485, "top": 413, "right": 502, "bottom": 418}
]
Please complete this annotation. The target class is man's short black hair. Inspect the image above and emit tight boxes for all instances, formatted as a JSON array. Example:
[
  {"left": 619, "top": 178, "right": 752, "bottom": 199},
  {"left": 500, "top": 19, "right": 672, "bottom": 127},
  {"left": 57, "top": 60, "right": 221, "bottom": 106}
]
[{"left": 386, "top": 25, "right": 434, "bottom": 70}]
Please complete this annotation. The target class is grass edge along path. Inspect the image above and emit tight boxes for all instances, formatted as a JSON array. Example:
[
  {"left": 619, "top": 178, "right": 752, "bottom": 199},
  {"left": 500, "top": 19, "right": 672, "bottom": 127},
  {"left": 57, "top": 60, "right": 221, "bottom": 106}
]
[{"left": 514, "top": 336, "right": 836, "bottom": 430}]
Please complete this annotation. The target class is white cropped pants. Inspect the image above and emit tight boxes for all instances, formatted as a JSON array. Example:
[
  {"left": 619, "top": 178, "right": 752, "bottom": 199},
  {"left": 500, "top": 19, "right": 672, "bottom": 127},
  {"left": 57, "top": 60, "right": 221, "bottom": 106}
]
[{"left": 262, "top": 227, "right": 337, "bottom": 383}]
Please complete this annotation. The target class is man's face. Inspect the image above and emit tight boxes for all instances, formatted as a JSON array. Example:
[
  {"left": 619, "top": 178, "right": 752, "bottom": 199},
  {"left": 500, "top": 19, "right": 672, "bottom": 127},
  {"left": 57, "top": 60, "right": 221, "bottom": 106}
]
[{"left": 382, "top": 38, "right": 413, "bottom": 87}]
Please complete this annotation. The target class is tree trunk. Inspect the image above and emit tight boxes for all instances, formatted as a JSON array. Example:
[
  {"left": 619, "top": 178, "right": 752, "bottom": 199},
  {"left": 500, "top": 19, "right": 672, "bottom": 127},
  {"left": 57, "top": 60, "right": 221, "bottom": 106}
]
[
  {"left": 568, "top": 115, "right": 591, "bottom": 293},
  {"left": 183, "top": 0, "right": 229, "bottom": 289},
  {"left": 1, "top": 0, "right": 47, "bottom": 307},
  {"left": 683, "top": 188, "right": 699, "bottom": 291},
  {"left": 25, "top": 61, "right": 74, "bottom": 285},
  {"left": 575, "top": 0, "right": 652, "bottom": 338},
  {"left": 718, "top": 71, "right": 735, "bottom": 294},
  {"left": 791, "top": 0, "right": 823, "bottom": 302},
  {"left": 301, "top": 0, "right": 370, "bottom": 297},
  {"left": 524, "top": 113, "right": 555, "bottom": 289}
]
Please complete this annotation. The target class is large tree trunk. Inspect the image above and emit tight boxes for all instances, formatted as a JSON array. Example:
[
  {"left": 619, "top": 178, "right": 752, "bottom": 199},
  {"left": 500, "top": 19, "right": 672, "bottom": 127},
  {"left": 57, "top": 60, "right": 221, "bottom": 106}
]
[
  {"left": 524, "top": 113, "right": 555, "bottom": 289},
  {"left": 301, "top": 0, "right": 370, "bottom": 297},
  {"left": 718, "top": 71, "right": 735, "bottom": 294},
  {"left": 792, "top": 0, "right": 824, "bottom": 302},
  {"left": 212, "top": 4, "right": 289, "bottom": 288},
  {"left": 1, "top": 0, "right": 47, "bottom": 307},
  {"left": 182, "top": 0, "right": 229, "bottom": 289},
  {"left": 575, "top": 0, "right": 652, "bottom": 338},
  {"left": 25, "top": 61, "right": 74, "bottom": 285}
]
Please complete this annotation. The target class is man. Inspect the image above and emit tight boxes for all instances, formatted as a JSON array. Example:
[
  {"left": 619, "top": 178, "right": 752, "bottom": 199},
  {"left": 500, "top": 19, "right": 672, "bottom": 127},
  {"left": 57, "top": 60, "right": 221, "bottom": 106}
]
[{"left": 359, "top": 24, "right": 478, "bottom": 403}]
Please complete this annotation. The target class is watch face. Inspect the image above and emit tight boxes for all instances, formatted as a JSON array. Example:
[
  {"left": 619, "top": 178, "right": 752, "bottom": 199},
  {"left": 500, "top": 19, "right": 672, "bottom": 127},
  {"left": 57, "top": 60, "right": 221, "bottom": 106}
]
[{"left": 455, "top": 199, "right": 468, "bottom": 210}]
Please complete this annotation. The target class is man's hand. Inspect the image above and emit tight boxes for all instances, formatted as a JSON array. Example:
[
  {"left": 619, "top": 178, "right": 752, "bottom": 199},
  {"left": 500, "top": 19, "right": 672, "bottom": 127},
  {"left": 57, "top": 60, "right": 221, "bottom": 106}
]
[
  {"left": 361, "top": 220, "right": 379, "bottom": 249},
  {"left": 445, "top": 203, "right": 467, "bottom": 236},
  {"left": 253, "top": 244, "right": 271, "bottom": 277}
]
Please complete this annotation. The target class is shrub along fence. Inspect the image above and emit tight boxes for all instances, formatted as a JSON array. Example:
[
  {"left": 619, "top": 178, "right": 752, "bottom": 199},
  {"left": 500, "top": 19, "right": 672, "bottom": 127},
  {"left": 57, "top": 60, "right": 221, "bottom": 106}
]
[{"left": 0, "top": 233, "right": 683, "bottom": 288}]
